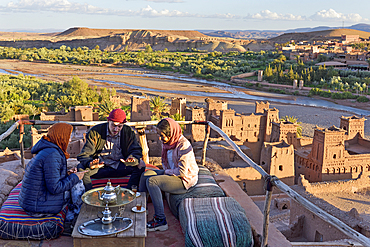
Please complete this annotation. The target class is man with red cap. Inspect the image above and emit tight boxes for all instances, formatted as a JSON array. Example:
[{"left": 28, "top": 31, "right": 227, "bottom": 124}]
[{"left": 77, "top": 109, "right": 145, "bottom": 190}]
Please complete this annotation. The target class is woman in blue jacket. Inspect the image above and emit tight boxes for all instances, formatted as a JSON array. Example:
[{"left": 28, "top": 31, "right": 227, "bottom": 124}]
[{"left": 19, "top": 123, "right": 86, "bottom": 216}]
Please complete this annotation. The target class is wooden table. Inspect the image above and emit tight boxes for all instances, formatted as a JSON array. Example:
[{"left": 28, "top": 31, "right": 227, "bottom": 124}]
[{"left": 72, "top": 192, "right": 146, "bottom": 247}]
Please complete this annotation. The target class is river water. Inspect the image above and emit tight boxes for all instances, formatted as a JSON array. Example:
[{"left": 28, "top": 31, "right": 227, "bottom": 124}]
[{"left": 1, "top": 67, "right": 370, "bottom": 117}]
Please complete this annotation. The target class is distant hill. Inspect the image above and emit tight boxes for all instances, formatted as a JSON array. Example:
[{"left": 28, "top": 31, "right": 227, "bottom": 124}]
[
  {"left": 269, "top": 28, "right": 370, "bottom": 43},
  {"left": 0, "top": 27, "right": 272, "bottom": 52},
  {"left": 1, "top": 26, "right": 369, "bottom": 53},
  {"left": 198, "top": 23, "right": 370, "bottom": 40},
  {"left": 198, "top": 30, "right": 284, "bottom": 40},
  {"left": 57, "top": 27, "right": 209, "bottom": 39}
]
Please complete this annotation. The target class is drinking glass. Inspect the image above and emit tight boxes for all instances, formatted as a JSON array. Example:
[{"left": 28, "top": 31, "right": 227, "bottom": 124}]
[{"left": 131, "top": 185, "right": 138, "bottom": 193}]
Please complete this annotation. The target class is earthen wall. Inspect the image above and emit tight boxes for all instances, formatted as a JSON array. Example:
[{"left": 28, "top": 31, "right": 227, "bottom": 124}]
[{"left": 130, "top": 96, "right": 151, "bottom": 122}]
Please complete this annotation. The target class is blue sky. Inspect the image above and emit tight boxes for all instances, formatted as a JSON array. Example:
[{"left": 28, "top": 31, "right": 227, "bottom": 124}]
[{"left": 0, "top": 0, "right": 369, "bottom": 32}]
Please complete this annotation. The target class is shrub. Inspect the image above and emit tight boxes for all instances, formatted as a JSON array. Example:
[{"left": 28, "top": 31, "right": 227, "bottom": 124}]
[{"left": 357, "top": 96, "right": 369, "bottom": 102}]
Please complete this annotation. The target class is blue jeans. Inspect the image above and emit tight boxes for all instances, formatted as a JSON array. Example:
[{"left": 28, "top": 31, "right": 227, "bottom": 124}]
[{"left": 139, "top": 170, "right": 187, "bottom": 219}]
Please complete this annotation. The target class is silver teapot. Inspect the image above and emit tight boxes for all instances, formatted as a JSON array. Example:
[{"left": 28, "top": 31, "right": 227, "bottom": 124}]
[
  {"left": 100, "top": 205, "right": 117, "bottom": 225},
  {"left": 97, "top": 181, "right": 120, "bottom": 205}
]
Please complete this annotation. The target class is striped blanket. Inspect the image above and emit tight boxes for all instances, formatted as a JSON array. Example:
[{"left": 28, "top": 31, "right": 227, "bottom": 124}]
[
  {"left": 0, "top": 183, "right": 66, "bottom": 240},
  {"left": 179, "top": 197, "right": 253, "bottom": 247},
  {"left": 166, "top": 165, "right": 226, "bottom": 219}
]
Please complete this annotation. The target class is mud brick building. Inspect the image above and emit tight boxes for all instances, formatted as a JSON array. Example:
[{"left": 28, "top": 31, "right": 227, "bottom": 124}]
[
  {"left": 130, "top": 96, "right": 151, "bottom": 122},
  {"left": 295, "top": 116, "right": 370, "bottom": 182}
]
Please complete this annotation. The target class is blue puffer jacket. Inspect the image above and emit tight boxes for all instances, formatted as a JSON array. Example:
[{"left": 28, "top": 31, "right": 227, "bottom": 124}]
[{"left": 18, "top": 138, "right": 80, "bottom": 214}]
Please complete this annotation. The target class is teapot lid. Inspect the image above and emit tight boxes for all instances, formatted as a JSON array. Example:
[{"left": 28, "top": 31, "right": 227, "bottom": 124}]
[{"left": 103, "top": 181, "right": 115, "bottom": 193}]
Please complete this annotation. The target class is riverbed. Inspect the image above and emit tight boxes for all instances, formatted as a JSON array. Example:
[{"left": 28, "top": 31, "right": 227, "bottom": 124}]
[{"left": 0, "top": 60, "right": 369, "bottom": 138}]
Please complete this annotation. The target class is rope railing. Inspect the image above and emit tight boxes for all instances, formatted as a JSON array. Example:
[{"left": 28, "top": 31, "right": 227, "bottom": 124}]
[{"left": 1, "top": 119, "right": 370, "bottom": 246}]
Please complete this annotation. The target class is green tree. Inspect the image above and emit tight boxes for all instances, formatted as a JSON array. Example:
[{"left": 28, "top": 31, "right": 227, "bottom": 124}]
[
  {"left": 98, "top": 100, "right": 116, "bottom": 120},
  {"left": 150, "top": 96, "right": 169, "bottom": 120},
  {"left": 0, "top": 103, "right": 15, "bottom": 121},
  {"left": 145, "top": 45, "right": 153, "bottom": 53},
  {"left": 55, "top": 95, "right": 72, "bottom": 112},
  {"left": 280, "top": 115, "right": 302, "bottom": 137}
]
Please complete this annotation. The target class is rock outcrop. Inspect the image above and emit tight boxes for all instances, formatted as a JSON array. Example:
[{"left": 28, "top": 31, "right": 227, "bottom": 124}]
[
  {"left": 0, "top": 160, "right": 26, "bottom": 206},
  {"left": 0, "top": 27, "right": 274, "bottom": 52}
]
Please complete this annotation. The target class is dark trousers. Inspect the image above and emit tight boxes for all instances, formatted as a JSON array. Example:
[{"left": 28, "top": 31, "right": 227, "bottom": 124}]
[{"left": 81, "top": 164, "right": 145, "bottom": 191}]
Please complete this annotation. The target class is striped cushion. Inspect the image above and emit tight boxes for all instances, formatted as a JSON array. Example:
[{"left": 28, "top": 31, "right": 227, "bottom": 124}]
[
  {"left": 166, "top": 165, "right": 226, "bottom": 219},
  {"left": 91, "top": 164, "right": 159, "bottom": 189},
  {"left": 91, "top": 177, "right": 130, "bottom": 189},
  {"left": 0, "top": 183, "right": 67, "bottom": 240},
  {"left": 179, "top": 197, "right": 253, "bottom": 247}
]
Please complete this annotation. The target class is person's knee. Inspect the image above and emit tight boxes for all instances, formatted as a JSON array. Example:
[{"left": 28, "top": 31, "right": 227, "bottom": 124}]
[
  {"left": 147, "top": 176, "right": 160, "bottom": 187},
  {"left": 144, "top": 170, "right": 157, "bottom": 177}
]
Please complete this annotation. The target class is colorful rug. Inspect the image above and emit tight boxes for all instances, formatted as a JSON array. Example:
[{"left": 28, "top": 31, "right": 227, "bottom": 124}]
[{"left": 0, "top": 183, "right": 66, "bottom": 240}]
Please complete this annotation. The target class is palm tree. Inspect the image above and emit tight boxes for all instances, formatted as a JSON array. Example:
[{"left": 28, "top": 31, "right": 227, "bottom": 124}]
[
  {"left": 98, "top": 100, "right": 115, "bottom": 120},
  {"left": 55, "top": 95, "right": 71, "bottom": 112},
  {"left": 280, "top": 115, "right": 302, "bottom": 137},
  {"left": 150, "top": 96, "right": 169, "bottom": 120}
]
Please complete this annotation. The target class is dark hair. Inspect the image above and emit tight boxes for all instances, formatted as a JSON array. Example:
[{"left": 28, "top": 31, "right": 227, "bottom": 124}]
[{"left": 157, "top": 119, "right": 171, "bottom": 137}]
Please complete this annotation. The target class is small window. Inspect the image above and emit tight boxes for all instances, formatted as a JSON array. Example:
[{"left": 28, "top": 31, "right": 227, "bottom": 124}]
[
  {"left": 333, "top": 154, "right": 336, "bottom": 159},
  {"left": 279, "top": 165, "right": 283, "bottom": 171},
  {"left": 315, "top": 231, "right": 323, "bottom": 242}
]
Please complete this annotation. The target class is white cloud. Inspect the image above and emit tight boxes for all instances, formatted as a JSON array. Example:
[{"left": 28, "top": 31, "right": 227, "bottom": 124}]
[
  {"left": 249, "top": 10, "right": 304, "bottom": 21},
  {"left": 310, "top": 9, "right": 369, "bottom": 23},
  {"left": 137, "top": 5, "right": 194, "bottom": 17},
  {"left": 1, "top": 1, "right": 368, "bottom": 25},
  {"left": 1, "top": 0, "right": 191, "bottom": 17},
  {"left": 207, "top": 13, "right": 240, "bottom": 19},
  {"left": 4, "top": 0, "right": 111, "bottom": 14}
]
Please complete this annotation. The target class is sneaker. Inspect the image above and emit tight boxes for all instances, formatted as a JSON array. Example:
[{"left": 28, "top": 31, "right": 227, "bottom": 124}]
[
  {"left": 62, "top": 222, "right": 73, "bottom": 236},
  {"left": 147, "top": 216, "right": 168, "bottom": 232}
]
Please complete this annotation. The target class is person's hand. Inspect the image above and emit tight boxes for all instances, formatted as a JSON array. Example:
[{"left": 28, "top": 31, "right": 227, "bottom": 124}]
[
  {"left": 67, "top": 167, "right": 77, "bottom": 175},
  {"left": 75, "top": 170, "right": 88, "bottom": 180},
  {"left": 89, "top": 159, "right": 104, "bottom": 169},
  {"left": 121, "top": 157, "right": 137, "bottom": 163}
]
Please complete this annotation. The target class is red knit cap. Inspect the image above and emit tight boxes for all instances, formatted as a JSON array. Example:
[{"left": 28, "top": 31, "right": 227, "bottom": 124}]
[{"left": 107, "top": 109, "right": 127, "bottom": 123}]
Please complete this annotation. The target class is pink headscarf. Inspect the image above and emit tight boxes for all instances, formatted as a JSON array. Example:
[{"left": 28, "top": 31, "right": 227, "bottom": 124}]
[{"left": 161, "top": 118, "right": 182, "bottom": 169}]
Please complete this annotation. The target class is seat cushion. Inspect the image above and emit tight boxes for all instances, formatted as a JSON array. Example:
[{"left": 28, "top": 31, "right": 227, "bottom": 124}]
[
  {"left": 166, "top": 165, "right": 226, "bottom": 219},
  {"left": 91, "top": 164, "right": 159, "bottom": 189},
  {"left": 0, "top": 183, "right": 67, "bottom": 240},
  {"left": 179, "top": 197, "right": 254, "bottom": 247}
]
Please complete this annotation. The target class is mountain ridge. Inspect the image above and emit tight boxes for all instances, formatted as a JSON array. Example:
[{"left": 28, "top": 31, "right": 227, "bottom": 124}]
[{"left": 198, "top": 23, "right": 370, "bottom": 40}]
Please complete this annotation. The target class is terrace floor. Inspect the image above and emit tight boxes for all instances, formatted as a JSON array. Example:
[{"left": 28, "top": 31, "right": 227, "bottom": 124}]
[{"left": 0, "top": 201, "right": 184, "bottom": 247}]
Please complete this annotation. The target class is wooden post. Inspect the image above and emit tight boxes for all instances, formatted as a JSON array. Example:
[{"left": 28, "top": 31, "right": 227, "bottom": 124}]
[
  {"left": 137, "top": 127, "right": 149, "bottom": 164},
  {"left": 19, "top": 123, "right": 25, "bottom": 169},
  {"left": 201, "top": 124, "right": 210, "bottom": 166},
  {"left": 261, "top": 176, "right": 274, "bottom": 247}
]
